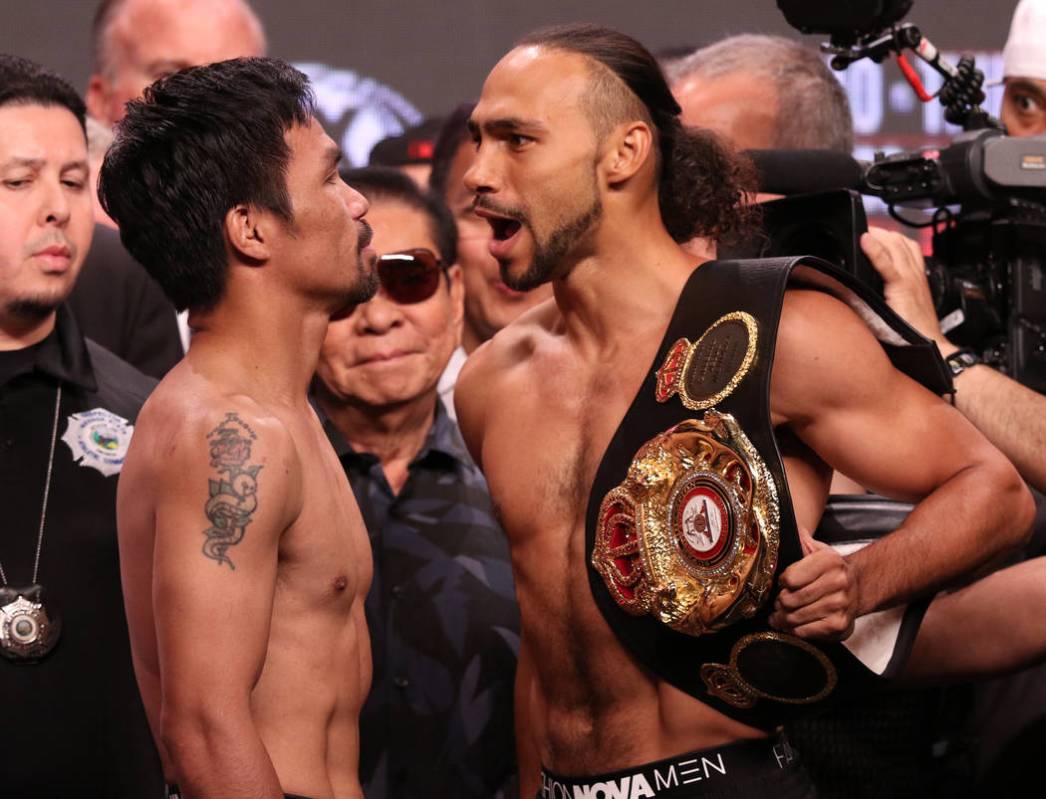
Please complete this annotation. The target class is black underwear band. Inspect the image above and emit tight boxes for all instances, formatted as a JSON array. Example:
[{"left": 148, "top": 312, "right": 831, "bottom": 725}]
[
  {"left": 537, "top": 734, "right": 815, "bottom": 799},
  {"left": 167, "top": 785, "right": 314, "bottom": 799}
]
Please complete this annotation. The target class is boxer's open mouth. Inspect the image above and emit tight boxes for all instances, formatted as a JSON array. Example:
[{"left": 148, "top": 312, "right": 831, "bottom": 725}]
[
  {"left": 474, "top": 206, "right": 522, "bottom": 241},
  {"left": 489, "top": 217, "right": 521, "bottom": 241},
  {"left": 474, "top": 205, "right": 525, "bottom": 259}
]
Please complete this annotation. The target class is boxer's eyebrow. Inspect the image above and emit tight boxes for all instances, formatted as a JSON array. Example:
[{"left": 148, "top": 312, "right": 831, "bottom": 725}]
[
  {"left": 485, "top": 117, "right": 547, "bottom": 135},
  {"left": 469, "top": 116, "right": 548, "bottom": 138},
  {"left": 319, "top": 144, "right": 341, "bottom": 179}
]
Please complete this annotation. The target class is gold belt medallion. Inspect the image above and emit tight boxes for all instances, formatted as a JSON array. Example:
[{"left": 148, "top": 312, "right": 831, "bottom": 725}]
[
  {"left": 592, "top": 411, "right": 780, "bottom": 637},
  {"left": 655, "top": 312, "right": 759, "bottom": 410}
]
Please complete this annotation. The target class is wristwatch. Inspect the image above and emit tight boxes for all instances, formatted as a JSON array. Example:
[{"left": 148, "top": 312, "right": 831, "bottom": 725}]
[{"left": 945, "top": 347, "right": 981, "bottom": 378}]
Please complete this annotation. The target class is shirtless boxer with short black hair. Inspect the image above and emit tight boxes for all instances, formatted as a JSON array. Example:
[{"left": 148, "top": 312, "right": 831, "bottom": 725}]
[
  {"left": 100, "top": 57, "right": 378, "bottom": 799},
  {"left": 455, "top": 24, "right": 1034, "bottom": 797}
]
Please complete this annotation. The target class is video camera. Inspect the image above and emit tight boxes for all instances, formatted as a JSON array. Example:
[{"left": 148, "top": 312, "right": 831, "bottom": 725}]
[{"left": 735, "top": 0, "right": 1046, "bottom": 391}]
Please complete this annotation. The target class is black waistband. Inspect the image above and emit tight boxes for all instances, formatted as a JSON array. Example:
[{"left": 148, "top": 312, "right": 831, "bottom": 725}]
[
  {"left": 167, "top": 786, "right": 314, "bottom": 799},
  {"left": 538, "top": 734, "right": 811, "bottom": 798}
]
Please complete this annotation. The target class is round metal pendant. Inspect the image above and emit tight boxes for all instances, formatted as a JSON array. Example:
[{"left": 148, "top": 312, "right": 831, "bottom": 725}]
[{"left": 0, "top": 592, "right": 61, "bottom": 663}]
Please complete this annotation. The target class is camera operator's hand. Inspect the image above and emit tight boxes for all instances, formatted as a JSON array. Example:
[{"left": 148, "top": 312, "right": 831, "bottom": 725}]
[
  {"left": 862, "top": 227, "right": 1046, "bottom": 494},
  {"left": 860, "top": 228, "right": 953, "bottom": 353}
]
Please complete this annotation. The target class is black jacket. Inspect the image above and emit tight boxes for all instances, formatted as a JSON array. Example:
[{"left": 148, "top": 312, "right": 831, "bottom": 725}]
[
  {"left": 68, "top": 223, "right": 183, "bottom": 379},
  {"left": 0, "top": 308, "right": 163, "bottom": 797}
]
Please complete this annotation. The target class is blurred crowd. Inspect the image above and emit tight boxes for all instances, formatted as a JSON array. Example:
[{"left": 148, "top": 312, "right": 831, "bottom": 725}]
[{"left": 2, "top": 1, "right": 1046, "bottom": 798}]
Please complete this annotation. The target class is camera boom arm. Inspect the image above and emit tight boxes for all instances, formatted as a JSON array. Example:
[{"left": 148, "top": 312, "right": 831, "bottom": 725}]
[
  {"left": 821, "top": 23, "right": 997, "bottom": 130},
  {"left": 777, "top": 0, "right": 1000, "bottom": 131}
]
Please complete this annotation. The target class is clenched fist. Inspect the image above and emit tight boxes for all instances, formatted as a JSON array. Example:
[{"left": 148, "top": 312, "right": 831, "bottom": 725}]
[{"left": 769, "top": 533, "right": 861, "bottom": 641}]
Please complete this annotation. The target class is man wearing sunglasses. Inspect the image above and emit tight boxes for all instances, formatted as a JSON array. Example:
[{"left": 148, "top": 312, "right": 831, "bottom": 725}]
[{"left": 314, "top": 167, "right": 520, "bottom": 799}]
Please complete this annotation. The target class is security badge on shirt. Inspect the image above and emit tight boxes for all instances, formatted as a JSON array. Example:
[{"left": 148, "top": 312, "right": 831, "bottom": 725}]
[
  {"left": 0, "top": 407, "right": 133, "bottom": 663},
  {"left": 61, "top": 407, "right": 134, "bottom": 476}
]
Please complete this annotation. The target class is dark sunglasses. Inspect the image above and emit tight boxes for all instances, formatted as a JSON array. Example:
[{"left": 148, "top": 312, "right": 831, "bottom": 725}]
[{"left": 377, "top": 248, "right": 446, "bottom": 304}]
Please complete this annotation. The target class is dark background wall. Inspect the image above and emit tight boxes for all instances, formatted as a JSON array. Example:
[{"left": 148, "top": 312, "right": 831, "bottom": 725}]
[{"left": 1, "top": 0, "right": 1018, "bottom": 118}]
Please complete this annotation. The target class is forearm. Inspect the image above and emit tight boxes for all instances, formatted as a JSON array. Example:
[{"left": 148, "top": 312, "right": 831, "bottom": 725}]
[
  {"left": 941, "top": 342, "right": 1046, "bottom": 493},
  {"left": 848, "top": 458, "right": 1034, "bottom": 614},
  {"left": 863, "top": 228, "right": 1046, "bottom": 492},
  {"left": 163, "top": 706, "right": 283, "bottom": 799}
]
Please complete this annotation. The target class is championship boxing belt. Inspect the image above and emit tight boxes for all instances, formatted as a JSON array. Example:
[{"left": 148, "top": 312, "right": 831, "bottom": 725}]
[{"left": 586, "top": 255, "right": 949, "bottom": 730}]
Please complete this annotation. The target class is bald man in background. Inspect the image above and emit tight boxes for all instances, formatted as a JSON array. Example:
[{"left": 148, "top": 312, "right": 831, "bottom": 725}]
[
  {"left": 84, "top": 0, "right": 266, "bottom": 226},
  {"left": 69, "top": 0, "right": 268, "bottom": 377},
  {"left": 86, "top": 0, "right": 266, "bottom": 127}
]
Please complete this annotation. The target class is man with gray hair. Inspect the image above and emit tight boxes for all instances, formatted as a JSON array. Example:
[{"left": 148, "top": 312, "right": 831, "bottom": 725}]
[{"left": 667, "top": 33, "right": 853, "bottom": 153}]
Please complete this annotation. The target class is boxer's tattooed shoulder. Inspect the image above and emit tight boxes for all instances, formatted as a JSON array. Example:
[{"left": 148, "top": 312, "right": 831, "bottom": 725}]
[{"left": 202, "top": 412, "right": 263, "bottom": 569}]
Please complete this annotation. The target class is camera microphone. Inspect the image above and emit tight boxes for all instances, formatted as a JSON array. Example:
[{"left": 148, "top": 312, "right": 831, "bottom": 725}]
[{"left": 744, "top": 149, "right": 867, "bottom": 195}]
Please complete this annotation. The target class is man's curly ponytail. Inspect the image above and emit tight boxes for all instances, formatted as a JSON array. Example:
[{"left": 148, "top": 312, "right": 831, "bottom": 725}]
[{"left": 656, "top": 114, "right": 759, "bottom": 244}]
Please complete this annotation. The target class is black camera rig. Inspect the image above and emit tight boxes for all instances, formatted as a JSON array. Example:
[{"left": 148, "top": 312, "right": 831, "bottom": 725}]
[{"left": 764, "top": 0, "right": 1046, "bottom": 392}]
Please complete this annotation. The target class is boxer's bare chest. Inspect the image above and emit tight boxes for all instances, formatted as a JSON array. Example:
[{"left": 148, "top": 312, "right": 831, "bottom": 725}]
[
  {"left": 278, "top": 416, "right": 371, "bottom": 610},
  {"left": 482, "top": 332, "right": 661, "bottom": 693},
  {"left": 485, "top": 338, "right": 651, "bottom": 548}
]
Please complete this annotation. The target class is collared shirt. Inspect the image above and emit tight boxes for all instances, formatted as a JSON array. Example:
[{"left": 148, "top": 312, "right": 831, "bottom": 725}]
[
  {"left": 0, "top": 307, "right": 163, "bottom": 797},
  {"left": 437, "top": 344, "right": 468, "bottom": 422},
  {"left": 319, "top": 400, "right": 520, "bottom": 798}
]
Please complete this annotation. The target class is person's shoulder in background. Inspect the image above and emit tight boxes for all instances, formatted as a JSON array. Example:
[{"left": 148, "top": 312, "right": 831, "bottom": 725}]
[
  {"left": 85, "top": 337, "right": 157, "bottom": 423},
  {"left": 69, "top": 223, "right": 184, "bottom": 379}
]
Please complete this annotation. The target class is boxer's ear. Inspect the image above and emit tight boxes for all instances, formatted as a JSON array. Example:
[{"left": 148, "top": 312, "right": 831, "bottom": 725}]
[
  {"left": 224, "top": 204, "right": 270, "bottom": 264},
  {"left": 602, "top": 120, "right": 654, "bottom": 187}
]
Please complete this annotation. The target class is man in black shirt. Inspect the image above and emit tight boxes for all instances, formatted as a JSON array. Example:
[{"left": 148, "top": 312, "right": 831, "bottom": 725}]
[
  {"left": 69, "top": 222, "right": 183, "bottom": 379},
  {"left": 0, "top": 54, "right": 162, "bottom": 797}
]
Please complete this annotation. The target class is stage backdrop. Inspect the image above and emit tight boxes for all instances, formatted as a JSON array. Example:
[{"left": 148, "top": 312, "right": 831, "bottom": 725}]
[{"left": 1, "top": 0, "right": 1019, "bottom": 165}]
